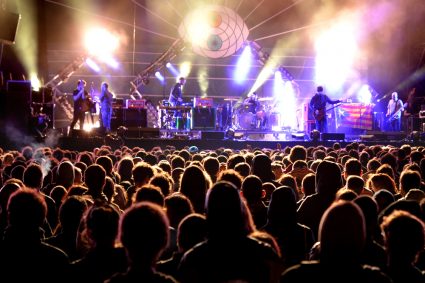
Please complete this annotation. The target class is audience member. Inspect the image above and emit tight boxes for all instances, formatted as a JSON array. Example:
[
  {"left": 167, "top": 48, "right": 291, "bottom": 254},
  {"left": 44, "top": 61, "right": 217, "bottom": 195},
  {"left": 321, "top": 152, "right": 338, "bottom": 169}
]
[
  {"left": 106, "top": 202, "right": 178, "bottom": 283},
  {"left": 178, "top": 181, "right": 281, "bottom": 282}
]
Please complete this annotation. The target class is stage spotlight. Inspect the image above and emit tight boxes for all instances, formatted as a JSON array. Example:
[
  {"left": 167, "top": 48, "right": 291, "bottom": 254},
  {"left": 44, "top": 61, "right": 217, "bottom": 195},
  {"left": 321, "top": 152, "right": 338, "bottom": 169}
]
[
  {"left": 357, "top": 84, "right": 372, "bottom": 104},
  {"left": 179, "top": 61, "right": 192, "bottom": 78},
  {"left": 226, "top": 125, "right": 244, "bottom": 139},
  {"left": 310, "top": 129, "right": 320, "bottom": 142},
  {"left": 166, "top": 62, "right": 180, "bottom": 77},
  {"left": 102, "top": 56, "right": 119, "bottom": 69},
  {"left": 234, "top": 45, "right": 252, "bottom": 84},
  {"left": 30, "top": 73, "right": 41, "bottom": 91},
  {"left": 314, "top": 18, "right": 360, "bottom": 93},
  {"left": 85, "top": 58, "right": 101, "bottom": 72},
  {"left": 409, "top": 131, "right": 420, "bottom": 142},
  {"left": 225, "top": 127, "right": 235, "bottom": 139},
  {"left": 84, "top": 27, "right": 120, "bottom": 68},
  {"left": 84, "top": 27, "right": 119, "bottom": 55},
  {"left": 155, "top": 71, "right": 165, "bottom": 83},
  {"left": 117, "top": 126, "right": 128, "bottom": 138}
]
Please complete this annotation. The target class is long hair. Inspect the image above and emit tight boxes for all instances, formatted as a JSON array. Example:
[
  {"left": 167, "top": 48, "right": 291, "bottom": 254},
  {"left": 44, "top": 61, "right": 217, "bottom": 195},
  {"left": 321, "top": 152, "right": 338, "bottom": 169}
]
[{"left": 206, "top": 181, "right": 254, "bottom": 240}]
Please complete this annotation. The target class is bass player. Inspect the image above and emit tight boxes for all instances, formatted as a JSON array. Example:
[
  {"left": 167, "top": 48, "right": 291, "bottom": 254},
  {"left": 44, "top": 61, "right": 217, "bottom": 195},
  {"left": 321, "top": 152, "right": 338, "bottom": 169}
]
[{"left": 386, "top": 91, "right": 404, "bottom": 132}]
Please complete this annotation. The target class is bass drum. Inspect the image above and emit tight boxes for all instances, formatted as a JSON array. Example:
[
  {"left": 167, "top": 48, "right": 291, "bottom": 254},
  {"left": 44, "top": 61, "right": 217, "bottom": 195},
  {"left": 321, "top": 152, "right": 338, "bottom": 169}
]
[{"left": 235, "top": 109, "right": 255, "bottom": 129}]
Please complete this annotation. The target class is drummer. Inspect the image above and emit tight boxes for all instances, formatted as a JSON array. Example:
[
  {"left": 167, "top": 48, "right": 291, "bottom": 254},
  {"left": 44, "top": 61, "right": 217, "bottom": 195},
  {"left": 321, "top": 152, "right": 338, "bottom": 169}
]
[
  {"left": 243, "top": 92, "right": 260, "bottom": 114},
  {"left": 242, "top": 92, "right": 269, "bottom": 129}
]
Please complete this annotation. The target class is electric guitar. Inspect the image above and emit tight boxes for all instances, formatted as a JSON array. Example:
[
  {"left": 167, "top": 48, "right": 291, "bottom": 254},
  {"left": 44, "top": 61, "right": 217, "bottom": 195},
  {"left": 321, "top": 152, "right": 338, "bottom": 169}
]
[
  {"left": 313, "top": 100, "right": 347, "bottom": 121},
  {"left": 386, "top": 100, "right": 404, "bottom": 123}
]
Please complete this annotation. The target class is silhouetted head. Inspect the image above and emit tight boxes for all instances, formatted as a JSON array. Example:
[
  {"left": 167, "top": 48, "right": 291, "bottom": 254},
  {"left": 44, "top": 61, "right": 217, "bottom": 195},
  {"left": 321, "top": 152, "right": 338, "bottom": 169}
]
[
  {"left": 120, "top": 202, "right": 169, "bottom": 265},
  {"left": 267, "top": 186, "right": 297, "bottom": 227},
  {"left": 315, "top": 160, "right": 342, "bottom": 196},
  {"left": 319, "top": 200, "right": 366, "bottom": 265},
  {"left": 205, "top": 181, "right": 254, "bottom": 239}
]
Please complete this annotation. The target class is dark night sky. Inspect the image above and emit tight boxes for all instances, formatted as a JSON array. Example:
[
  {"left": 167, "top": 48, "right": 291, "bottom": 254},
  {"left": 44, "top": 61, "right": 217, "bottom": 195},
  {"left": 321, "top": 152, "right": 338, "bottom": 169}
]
[{"left": 2, "top": 0, "right": 425, "bottom": 97}]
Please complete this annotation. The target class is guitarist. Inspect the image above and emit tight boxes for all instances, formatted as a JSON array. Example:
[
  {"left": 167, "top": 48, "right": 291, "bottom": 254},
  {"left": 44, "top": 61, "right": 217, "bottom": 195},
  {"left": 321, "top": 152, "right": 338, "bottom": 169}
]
[
  {"left": 385, "top": 91, "right": 404, "bottom": 132},
  {"left": 69, "top": 79, "right": 89, "bottom": 133},
  {"left": 309, "top": 86, "right": 341, "bottom": 133}
]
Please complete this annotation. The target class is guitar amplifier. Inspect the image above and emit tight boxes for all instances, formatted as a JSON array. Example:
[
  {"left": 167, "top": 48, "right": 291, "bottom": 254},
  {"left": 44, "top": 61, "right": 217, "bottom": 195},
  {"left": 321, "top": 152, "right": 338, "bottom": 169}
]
[
  {"left": 192, "top": 107, "right": 216, "bottom": 129},
  {"left": 123, "top": 108, "right": 147, "bottom": 127},
  {"left": 126, "top": 99, "right": 146, "bottom": 109},
  {"left": 112, "top": 98, "right": 124, "bottom": 109},
  {"left": 193, "top": 97, "right": 213, "bottom": 108}
]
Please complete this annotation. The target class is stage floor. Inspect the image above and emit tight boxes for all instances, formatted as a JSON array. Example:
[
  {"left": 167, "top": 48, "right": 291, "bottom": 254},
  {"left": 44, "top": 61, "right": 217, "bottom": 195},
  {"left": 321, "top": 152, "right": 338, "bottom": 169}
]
[
  {"left": 54, "top": 129, "right": 422, "bottom": 151},
  {"left": 1, "top": 128, "right": 422, "bottom": 151}
]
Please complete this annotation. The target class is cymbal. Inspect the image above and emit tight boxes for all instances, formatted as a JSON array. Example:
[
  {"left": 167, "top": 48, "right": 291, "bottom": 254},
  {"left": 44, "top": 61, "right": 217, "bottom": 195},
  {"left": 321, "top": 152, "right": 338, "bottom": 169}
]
[
  {"left": 258, "top": 97, "right": 273, "bottom": 101},
  {"left": 224, "top": 97, "right": 239, "bottom": 101}
]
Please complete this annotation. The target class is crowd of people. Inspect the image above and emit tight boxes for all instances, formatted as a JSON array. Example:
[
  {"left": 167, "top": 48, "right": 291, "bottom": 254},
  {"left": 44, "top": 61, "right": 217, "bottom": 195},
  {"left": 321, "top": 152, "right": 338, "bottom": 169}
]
[{"left": 0, "top": 141, "right": 424, "bottom": 282}]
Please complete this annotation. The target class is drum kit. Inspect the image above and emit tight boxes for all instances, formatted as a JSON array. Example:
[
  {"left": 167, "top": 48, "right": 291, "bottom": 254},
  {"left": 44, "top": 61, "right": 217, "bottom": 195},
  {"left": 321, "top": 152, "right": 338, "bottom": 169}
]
[
  {"left": 159, "top": 96, "right": 282, "bottom": 132},
  {"left": 230, "top": 96, "right": 281, "bottom": 130}
]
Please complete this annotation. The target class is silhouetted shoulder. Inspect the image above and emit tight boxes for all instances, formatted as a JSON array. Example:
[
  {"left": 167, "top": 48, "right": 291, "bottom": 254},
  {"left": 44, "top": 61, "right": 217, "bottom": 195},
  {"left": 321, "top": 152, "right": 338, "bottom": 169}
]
[
  {"left": 106, "top": 270, "right": 178, "bottom": 283},
  {"left": 280, "top": 261, "right": 392, "bottom": 283}
]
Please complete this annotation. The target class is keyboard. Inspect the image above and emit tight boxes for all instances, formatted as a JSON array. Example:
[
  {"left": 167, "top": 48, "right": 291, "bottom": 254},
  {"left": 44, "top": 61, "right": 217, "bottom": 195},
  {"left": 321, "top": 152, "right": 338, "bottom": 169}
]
[{"left": 158, "top": 106, "right": 192, "bottom": 111}]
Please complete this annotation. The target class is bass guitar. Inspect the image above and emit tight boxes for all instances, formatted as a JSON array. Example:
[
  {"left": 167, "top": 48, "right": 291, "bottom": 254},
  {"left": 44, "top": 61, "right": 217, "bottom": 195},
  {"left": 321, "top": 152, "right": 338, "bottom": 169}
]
[
  {"left": 386, "top": 108, "right": 403, "bottom": 123},
  {"left": 81, "top": 94, "right": 94, "bottom": 113}
]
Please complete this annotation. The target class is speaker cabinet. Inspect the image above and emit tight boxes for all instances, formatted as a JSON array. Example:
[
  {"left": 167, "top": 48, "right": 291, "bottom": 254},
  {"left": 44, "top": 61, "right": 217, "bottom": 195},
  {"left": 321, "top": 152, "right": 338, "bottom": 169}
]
[
  {"left": 202, "top": 130, "right": 224, "bottom": 140},
  {"left": 5, "top": 80, "right": 32, "bottom": 132},
  {"left": 139, "top": 127, "right": 160, "bottom": 138},
  {"left": 320, "top": 132, "right": 345, "bottom": 141},
  {"left": 0, "top": 11, "right": 20, "bottom": 44},
  {"left": 123, "top": 108, "right": 147, "bottom": 127},
  {"left": 111, "top": 108, "right": 123, "bottom": 131},
  {"left": 192, "top": 108, "right": 216, "bottom": 129},
  {"left": 361, "top": 131, "right": 406, "bottom": 141},
  {"left": 121, "top": 127, "right": 159, "bottom": 138}
]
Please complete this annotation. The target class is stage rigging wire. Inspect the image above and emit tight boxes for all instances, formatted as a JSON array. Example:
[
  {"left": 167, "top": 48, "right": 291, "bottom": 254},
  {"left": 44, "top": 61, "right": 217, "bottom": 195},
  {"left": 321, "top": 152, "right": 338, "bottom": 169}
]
[
  {"left": 249, "top": 0, "right": 306, "bottom": 32},
  {"left": 131, "top": 0, "right": 179, "bottom": 30},
  {"left": 243, "top": 0, "right": 265, "bottom": 21},
  {"left": 166, "top": 0, "right": 184, "bottom": 20},
  {"left": 254, "top": 20, "right": 332, "bottom": 42},
  {"left": 44, "top": 0, "right": 177, "bottom": 41},
  {"left": 234, "top": 0, "right": 244, "bottom": 12}
]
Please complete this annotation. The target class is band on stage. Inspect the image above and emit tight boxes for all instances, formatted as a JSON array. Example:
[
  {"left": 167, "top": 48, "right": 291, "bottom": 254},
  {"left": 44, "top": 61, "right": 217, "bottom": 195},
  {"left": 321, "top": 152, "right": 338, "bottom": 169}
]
[{"left": 58, "top": 78, "right": 422, "bottom": 137}]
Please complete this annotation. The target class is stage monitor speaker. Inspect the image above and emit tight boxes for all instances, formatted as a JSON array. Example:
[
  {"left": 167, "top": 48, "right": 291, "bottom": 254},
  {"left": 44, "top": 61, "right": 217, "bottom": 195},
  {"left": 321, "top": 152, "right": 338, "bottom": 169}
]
[
  {"left": 192, "top": 108, "right": 216, "bottom": 129},
  {"left": 202, "top": 130, "right": 225, "bottom": 140},
  {"left": 123, "top": 108, "right": 147, "bottom": 127},
  {"left": 139, "top": 127, "right": 160, "bottom": 138},
  {"left": 111, "top": 108, "right": 123, "bottom": 131},
  {"left": 71, "top": 127, "right": 105, "bottom": 138},
  {"left": 5, "top": 80, "right": 32, "bottom": 132},
  {"left": 321, "top": 132, "right": 345, "bottom": 141},
  {"left": 361, "top": 131, "right": 406, "bottom": 141},
  {"left": 121, "top": 127, "right": 159, "bottom": 138},
  {"left": 0, "top": 11, "right": 20, "bottom": 44}
]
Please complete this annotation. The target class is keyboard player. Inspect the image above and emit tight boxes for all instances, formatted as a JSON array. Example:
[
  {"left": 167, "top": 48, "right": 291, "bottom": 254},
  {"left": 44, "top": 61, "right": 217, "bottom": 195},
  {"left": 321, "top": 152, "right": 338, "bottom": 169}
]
[{"left": 168, "top": 77, "right": 189, "bottom": 129}]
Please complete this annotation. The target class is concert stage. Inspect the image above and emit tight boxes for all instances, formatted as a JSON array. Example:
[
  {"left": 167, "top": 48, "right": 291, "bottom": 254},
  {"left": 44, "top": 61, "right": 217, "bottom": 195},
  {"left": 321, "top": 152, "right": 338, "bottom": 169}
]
[
  {"left": 48, "top": 129, "right": 424, "bottom": 152},
  {"left": 1, "top": 125, "right": 422, "bottom": 151}
]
